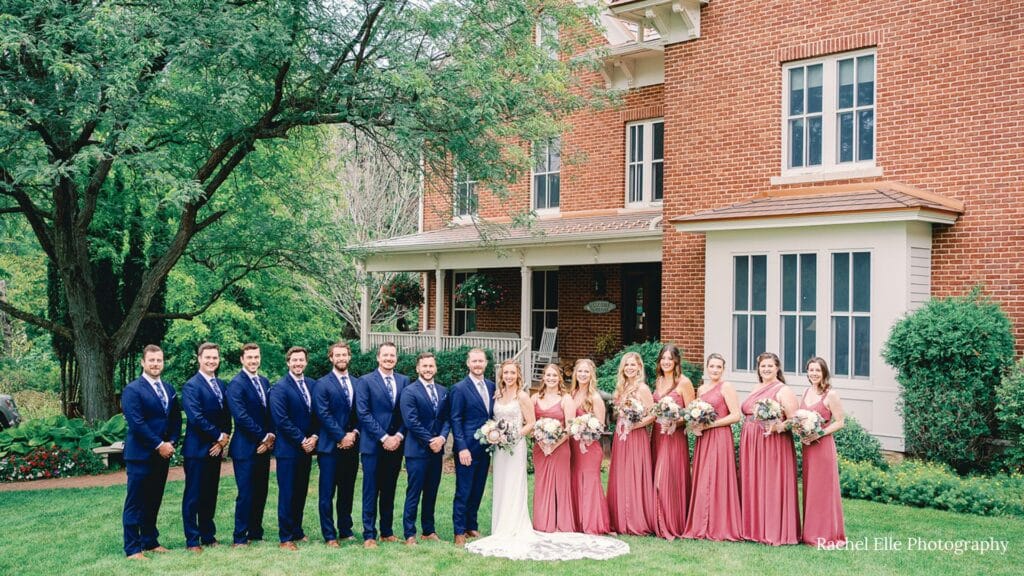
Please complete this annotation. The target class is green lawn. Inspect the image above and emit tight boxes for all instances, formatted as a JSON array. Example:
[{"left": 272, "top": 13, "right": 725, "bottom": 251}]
[{"left": 0, "top": 467, "right": 1020, "bottom": 576}]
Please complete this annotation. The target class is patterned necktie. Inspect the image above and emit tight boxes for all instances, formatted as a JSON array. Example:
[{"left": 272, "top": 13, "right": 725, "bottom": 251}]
[
  {"left": 340, "top": 375, "right": 351, "bottom": 408},
  {"left": 426, "top": 382, "right": 438, "bottom": 408},
  {"left": 208, "top": 378, "right": 223, "bottom": 406},
  {"left": 385, "top": 375, "right": 395, "bottom": 405},
  {"left": 154, "top": 381, "right": 168, "bottom": 412},
  {"left": 297, "top": 378, "right": 311, "bottom": 410},
  {"left": 251, "top": 376, "right": 266, "bottom": 407}
]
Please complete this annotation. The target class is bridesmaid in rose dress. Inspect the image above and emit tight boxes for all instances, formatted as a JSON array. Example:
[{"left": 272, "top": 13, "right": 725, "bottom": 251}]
[
  {"left": 532, "top": 364, "right": 577, "bottom": 532},
  {"left": 799, "top": 357, "right": 847, "bottom": 547},
  {"left": 651, "top": 344, "right": 694, "bottom": 540},
  {"left": 740, "top": 352, "right": 800, "bottom": 545},
  {"left": 569, "top": 358, "right": 611, "bottom": 535},
  {"left": 683, "top": 353, "right": 742, "bottom": 541},
  {"left": 606, "top": 352, "right": 656, "bottom": 536}
]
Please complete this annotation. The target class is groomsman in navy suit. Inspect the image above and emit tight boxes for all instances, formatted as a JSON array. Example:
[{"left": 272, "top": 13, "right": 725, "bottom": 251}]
[
  {"left": 355, "top": 341, "right": 408, "bottom": 548},
  {"left": 122, "top": 344, "right": 182, "bottom": 560},
  {"left": 226, "top": 343, "right": 275, "bottom": 546},
  {"left": 449, "top": 348, "right": 494, "bottom": 547},
  {"left": 269, "top": 346, "right": 318, "bottom": 550},
  {"left": 399, "top": 352, "right": 450, "bottom": 546},
  {"left": 181, "top": 342, "right": 232, "bottom": 552},
  {"left": 314, "top": 341, "right": 361, "bottom": 547}
]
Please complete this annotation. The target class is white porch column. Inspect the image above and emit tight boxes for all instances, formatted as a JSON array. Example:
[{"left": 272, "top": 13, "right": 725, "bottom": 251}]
[
  {"left": 358, "top": 260, "right": 370, "bottom": 353},
  {"left": 434, "top": 260, "right": 444, "bottom": 351},
  {"left": 519, "top": 254, "right": 532, "bottom": 378}
]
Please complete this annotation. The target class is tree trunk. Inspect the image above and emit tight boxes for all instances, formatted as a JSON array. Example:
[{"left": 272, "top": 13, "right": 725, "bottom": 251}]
[{"left": 74, "top": 329, "right": 117, "bottom": 422}]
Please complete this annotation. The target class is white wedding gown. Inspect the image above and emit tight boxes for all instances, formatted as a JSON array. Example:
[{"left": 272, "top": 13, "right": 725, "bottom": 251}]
[{"left": 465, "top": 400, "right": 630, "bottom": 561}]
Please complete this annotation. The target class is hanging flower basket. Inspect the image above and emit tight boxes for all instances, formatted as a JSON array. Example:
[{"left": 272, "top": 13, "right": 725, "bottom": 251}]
[
  {"left": 381, "top": 274, "right": 424, "bottom": 311},
  {"left": 454, "top": 273, "right": 507, "bottom": 310}
]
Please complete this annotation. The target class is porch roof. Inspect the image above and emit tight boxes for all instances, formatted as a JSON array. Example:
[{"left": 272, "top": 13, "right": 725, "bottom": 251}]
[{"left": 671, "top": 182, "right": 964, "bottom": 232}]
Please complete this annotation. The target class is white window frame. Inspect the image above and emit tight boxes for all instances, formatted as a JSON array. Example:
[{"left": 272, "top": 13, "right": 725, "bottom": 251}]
[
  {"left": 532, "top": 137, "right": 561, "bottom": 214},
  {"left": 775, "top": 49, "right": 878, "bottom": 184},
  {"left": 453, "top": 168, "right": 477, "bottom": 222},
  {"left": 830, "top": 250, "right": 872, "bottom": 379},
  {"left": 536, "top": 15, "right": 559, "bottom": 60},
  {"left": 531, "top": 269, "right": 559, "bottom": 352},
  {"left": 452, "top": 270, "right": 477, "bottom": 336},
  {"left": 732, "top": 254, "right": 767, "bottom": 373},
  {"left": 625, "top": 118, "right": 664, "bottom": 207}
]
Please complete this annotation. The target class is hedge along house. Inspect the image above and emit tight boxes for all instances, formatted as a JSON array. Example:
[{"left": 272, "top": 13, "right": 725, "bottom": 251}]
[{"left": 354, "top": 0, "right": 1020, "bottom": 451}]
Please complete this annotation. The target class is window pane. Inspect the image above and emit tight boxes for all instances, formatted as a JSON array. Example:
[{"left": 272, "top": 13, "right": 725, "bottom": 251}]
[
  {"left": 854, "top": 316, "right": 870, "bottom": 376},
  {"left": 857, "top": 55, "right": 875, "bottom": 106},
  {"left": 752, "top": 255, "right": 767, "bottom": 311},
  {"left": 532, "top": 273, "right": 545, "bottom": 306},
  {"left": 653, "top": 122, "right": 664, "bottom": 160},
  {"left": 628, "top": 165, "right": 642, "bottom": 203},
  {"left": 549, "top": 138, "right": 561, "bottom": 171},
  {"left": 549, "top": 174, "right": 560, "bottom": 208},
  {"left": 734, "top": 256, "right": 749, "bottom": 310},
  {"left": 801, "top": 315, "right": 817, "bottom": 364},
  {"left": 858, "top": 109, "right": 874, "bottom": 161},
  {"left": 808, "top": 115, "right": 822, "bottom": 166},
  {"left": 534, "top": 174, "right": 546, "bottom": 209},
  {"left": 546, "top": 271, "right": 558, "bottom": 306},
  {"left": 752, "top": 315, "right": 767, "bottom": 362},
  {"left": 534, "top": 143, "right": 546, "bottom": 172},
  {"left": 653, "top": 163, "right": 663, "bottom": 201},
  {"left": 789, "top": 67, "right": 804, "bottom": 115},
  {"left": 833, "top": 253, "right": 850, "bottom": 312},
  {"left": 838, "top": 112, "right": 854, "bottom": 163},
  {"left": 833, "top": 316, "right": 850, "bottom": 376},
  {"left": 838, "top": 59, "right": 854, "bottom": 109},
  {"left": 466, "top": 311, "right": 477, "bottom": 332},
  {"left": 631, "top": 125, "right": 643, "bottom": 161},
  {"left": 782, "top": 254, "right": 797, "bottom": 312},
  {"left": 789, "top": 118, "right": 804, "bottom": 168},
  {"left": 807, "top": 64, "right": 823, "bottom": 114},
  {"left": 456, "top": 313, "right": 466, "bottom": 336},
  {"left": 783, "top": 315, "right": 797, "bottom": 370},
  {"left": 853, "top": 252, "right": 871, "bottom": 312},
  {"left": 800, "top": 253, "right": 817, "bottom": 311},
  {"left": 734, "top": 315, "right": 749, "bottom": 371},
  {"left": 532, "top": 312, "right": 543, "bottom": 348}
]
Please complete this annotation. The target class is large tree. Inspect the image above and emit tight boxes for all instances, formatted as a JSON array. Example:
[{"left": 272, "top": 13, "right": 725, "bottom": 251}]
[{"left": 0, "top": 0, "right": 593, "bottom": 420}]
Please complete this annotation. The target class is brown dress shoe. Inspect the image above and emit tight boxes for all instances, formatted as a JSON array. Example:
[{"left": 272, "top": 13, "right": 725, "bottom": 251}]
[
  {"left": 187, "top": 546, "right": 203, "bottom": 554},
  {"left": 279, "top": 542, "right": 299, "bottom": 551},
  {"left": 454, "top": 534, "right": 467, "bottom": 548},
  {"left": 126, "top": 553, "right": 149, "bottom": 561},
  {"left": 404, "top": 537, "right": 418, "bottom": 546},
  {"left": 325, "top": 540, "right": 340, "bottom": 548},
  {"left": 380, "top": 535, "right": 399, "bottom": 543},
  {"left": 363, "top": 539, "right": 378, "bottom": 549},
  {"left": 465, "top": 530, "right": 481, "bottom": 538},
  {"left": 148, "top": 546, "right": 171, "bottom": 553},
  {"left": 231, "top": 543, "right": 249, "bottom": 549},
  {"left": 419, "top": 533, "right": 441, "bottom": 542}
]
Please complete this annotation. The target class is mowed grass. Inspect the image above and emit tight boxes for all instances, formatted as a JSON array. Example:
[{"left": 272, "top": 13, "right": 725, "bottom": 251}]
[{"left": 0, "top": 466, "right": 1021, "bottom": 576}]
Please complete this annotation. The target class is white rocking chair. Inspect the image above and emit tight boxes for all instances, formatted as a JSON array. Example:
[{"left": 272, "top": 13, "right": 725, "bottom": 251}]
[{"left": 531, "top": 327, "right": 558, "bottom": 382}]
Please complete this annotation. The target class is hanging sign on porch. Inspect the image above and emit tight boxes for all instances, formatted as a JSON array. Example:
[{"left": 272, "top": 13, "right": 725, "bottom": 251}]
[{"left": 584, "top": 300, "right": 616, "bottom": 314}]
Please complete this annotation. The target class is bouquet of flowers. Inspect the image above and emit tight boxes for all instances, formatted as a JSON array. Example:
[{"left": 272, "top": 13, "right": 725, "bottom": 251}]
[
  {"left": 568, "top": 414, "right": 603, "bottom": 454},
  {"left": 474, "top": 419, "right": 519, "bottom": 455},
  {"left": 533, "top": 417, "right": 565, "bottom": 455},
  {"left": 614, "top": 397, "right": 646, "bottom": 441},
  {"left": 681, "top": 399, "right": 718, "bottom": 436},
  {"left": 651, "top": 395, "right": 684, "bottom": 435},
  {"left": 786, "top": 408, "right": 825, "bottom": 444},
  {"left": 753, "top": 398, "right": 784, "bottom": 434}
]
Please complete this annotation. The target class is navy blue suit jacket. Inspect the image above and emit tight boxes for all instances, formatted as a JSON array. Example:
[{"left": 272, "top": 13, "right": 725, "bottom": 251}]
[
  {"left": 182, "top": 373, "right": 232, "bottom": 459},
  {"left": 269, "top": 375, "right": 317, "bottom": 459},
  {"left": 122, "top": 375, "right": 182, "bottom": 462},
  {"left": 355, "top": 370, "right": 408, "bottom": 454},
  {"left": 399, "top": 380, "right": 450, "bottom": 459},
  {"left": 449, "top": 376, "right": 495, "bottom": 457},
  {"left": 226, "top": 371, "right": 273, "bottom": 460},
  {"left": 314, "top": 372, "right": 359, "bottom": 454}
]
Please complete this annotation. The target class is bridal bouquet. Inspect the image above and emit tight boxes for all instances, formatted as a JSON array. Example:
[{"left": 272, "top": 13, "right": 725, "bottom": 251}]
[
  {"left": 474, "top": 419, "right": 519, "bottom": 455},
  {"left": 568, "top": 414, "right": 603, "bottom": 454},
  {"left": 533, "top": 417, "right": 565, "bottom": 455},
  {"left": 681, "top": 399, "right": 718, "bottom": 436},
  {"left": 786, "top": 409, "right": 825, "bottom": 444},
  {"left": 753, "top": 398, "right": 784, "bottom": 434},
  {"left": 651, "top": 395, "right": 683, "bottom": 435},
  {"left": 614, "top": 397, "right": 646, "bottom": 441}
]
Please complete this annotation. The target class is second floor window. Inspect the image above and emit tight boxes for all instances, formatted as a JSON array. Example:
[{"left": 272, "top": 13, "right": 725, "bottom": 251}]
[
  {"left": 454, "top": 168, "right": 477, "bottom": 218},
  {"left": 533, "top": 137, "right": 560, "bottom": 210},
  {"left": 626, "top": 119, "right": 664, "bottom": 205}
]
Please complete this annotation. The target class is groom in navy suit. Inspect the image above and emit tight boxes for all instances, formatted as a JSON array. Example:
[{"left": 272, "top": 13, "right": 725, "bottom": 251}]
[
  {"left": 399, "top": 352, "right": 450, "bottom": 545},
  {"left": 181, "top": 342, "right": 232, "bottom": 552},
  {"left": 355, "top": 341, "right": 408, "bottom": 548},
  {"left": 449, "top": 348, "right": 494, "bottom": 547},
  {"left": 122, "top": 344, "right": 182, "bottom": 560}
]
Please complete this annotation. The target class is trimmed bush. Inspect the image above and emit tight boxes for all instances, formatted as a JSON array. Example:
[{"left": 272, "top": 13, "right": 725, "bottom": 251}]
[
  {"left": 833, "top": 415, "right": 886, "bottom": 469},
  {"left": 346, "top": 343, "right": 495, "bottom": 388},
  {"left": 595, "top": 341, "right": 702, "bottom": 395},
  {"left": 996, "top": 358, "right": 1024, "bottom": 473},
  {"left": 882, "top": 288, "right": 1014, "bottom": 473}
]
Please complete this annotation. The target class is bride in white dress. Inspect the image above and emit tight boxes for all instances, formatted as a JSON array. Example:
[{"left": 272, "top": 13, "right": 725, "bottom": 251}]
[{"left": 466, "top": 360, "right": 629, "bottom": 561}]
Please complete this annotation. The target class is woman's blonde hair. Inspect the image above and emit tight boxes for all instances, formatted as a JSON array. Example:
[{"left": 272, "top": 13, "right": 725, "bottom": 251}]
[
  {"left": 537, "top": 363, "right": 564, "bottom": 399},
  {"left": 613, "top": 351, "right": 646, "bottom": 403},
  {"left": 571, "top": 358, "right": 598, "bottom": 413},
  {"left": 496, "top": 359, "right": 522, "bottom": 400}
]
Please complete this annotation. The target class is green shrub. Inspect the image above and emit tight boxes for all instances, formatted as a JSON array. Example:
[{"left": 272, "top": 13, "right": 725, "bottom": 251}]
[
  {"left": 0, "top": 414, "right": 125, "bottom": 458},
  {"left": 996, "top": 358, "right": 1024, "bottom": 473},
  {"left": 595, "top": 341, "right": 702, "bottom": 395},
  {"left": 833, "top": 415, "right": 886, "bottom": 469},
  {"left": 346, "top": 343, "right": 495, "bottom": 388},
  {"left": 882, "top": 288, "right": 1014, "bottom": 473},
  {"left": 0, "top": 446, "right": 107, "bottom": 482}
]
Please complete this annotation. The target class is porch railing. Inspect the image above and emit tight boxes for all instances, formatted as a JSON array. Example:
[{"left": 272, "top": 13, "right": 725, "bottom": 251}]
[{"left": 366, "top": 332, "right": 527, "bottom": 365}]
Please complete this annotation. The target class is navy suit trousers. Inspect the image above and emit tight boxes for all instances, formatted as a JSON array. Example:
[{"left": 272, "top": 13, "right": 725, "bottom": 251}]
[
  {"left": 123, "top": 455, "right": 170, "bottom": 556},
  {"left": 182, "top": 456, "right": 223, "bottom": 546},
  {"left": 452, "top": 451, "right": 490, "bottom": 535},
  {"left": 403, "top": 454, "right": 443, "bottom": 539},
  {"left": 232, "top": 453, "right": 271, "bottom": 543},
  {"left": 360, "top": 449, "right": 403, "bottom": 540},
  {"left": 317, "top": 447, "right": 360, "bottom": 541},
  {"left": 276, "top": 455, "right": 312, "bottom": 542}
]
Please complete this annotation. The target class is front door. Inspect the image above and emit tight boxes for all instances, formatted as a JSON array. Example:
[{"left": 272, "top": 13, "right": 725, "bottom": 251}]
[{"left": 621, "top": 264, "right": 661, "bottom": 345}]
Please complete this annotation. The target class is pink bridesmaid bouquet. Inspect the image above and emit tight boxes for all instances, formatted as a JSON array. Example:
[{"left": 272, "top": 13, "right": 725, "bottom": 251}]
[
  {"left": 533, "top": 417, "right": 565, "bottom": 455},
  {"left": 681, "top": 399, "right": 718, "bottom": 436},
  {"left": 785, "top": 409, "right": 825, "bottom": 444},
  {"left": 651, "top": 395, "right": 684, "bottom": 435},
  {"left": 474, "top": 419, "right": 519, "bottom": 455},
  {"left": 614, "top": 398, "right": 646, "bottom": 441},
  {"left": 753, "top": 398, "right": 784, "bottom": 435},
  {"left": 569, "top": 414, "right": 603, "bottom": 454}
]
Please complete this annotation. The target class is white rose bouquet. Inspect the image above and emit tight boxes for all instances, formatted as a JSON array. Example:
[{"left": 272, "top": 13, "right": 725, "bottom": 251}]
[
  {"left": 614, "top": 397, "right": 646, "bottom": 441},
  {"left": 568, "top": 414, "right": 603, "bottom": 454},
  {"left": 474, "top": 418, "right": 519, "bottom": 455},
  {"left": 533, "top": 417, "right": 565, "bottom": 455},
  {"left": 681, "top": 399, "right": 718, "bottom": 436},
  {"left": 651, "top": 395, "right": 684, "bottom": 435},
  {"left": 785, "top": 408, "right": 825, "bottom": 444},
  {"left": 753, "top": 398, "right": 784, "bottom": 435}
]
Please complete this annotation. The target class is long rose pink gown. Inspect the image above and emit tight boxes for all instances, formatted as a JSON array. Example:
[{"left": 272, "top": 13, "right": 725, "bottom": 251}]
[
  {"left": 606, "top": 396, "right": 656, "bottom": 535},
  {"left": 570, "top": 407, "right": 611, "bottom": 534},
  {"left": 652, "top": 390, "right": 690, "bottom": 540},
  {"left": 799, "top": 393, "right": 846, "bottom": 546},
  {"left": 740, "top": 382, "right": 800, "bottom": 545},
  {"left": 532, "top": 401, "right": 576, "bottom": 532},
  {"left": 683, "top": 382, "right": 742, "bottom": 541}
]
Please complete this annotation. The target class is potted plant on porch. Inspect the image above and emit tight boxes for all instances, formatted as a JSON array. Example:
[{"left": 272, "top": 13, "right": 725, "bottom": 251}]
[
  {"left": 453, "top": 273, "right": 507, "bottom": 310},
  {"left": 381, "top": 274, "right": 424, "bottom": 331}
]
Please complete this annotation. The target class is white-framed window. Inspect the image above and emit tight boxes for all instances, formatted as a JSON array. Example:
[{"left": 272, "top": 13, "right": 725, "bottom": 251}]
[
  {"left": 454, "top": 168, "right": 477, "bottom": 218},
  {"left": 531, "top": 270, "right": 558, "bottom": 351},
  {"left": 536, "top": 14, "right": 558, "bottom": 60},
  {"left": 733, "top": 254, "right": 767, "bottom": 372},
  {"left": 782, "top": 50, "right": 876, "bottom": 176},
  {"left": 452, "top": 271, "right": 477, "bottom": 336},
  {"left": 533, "top": 137, "right": 560, "bottom": 211},
  {"left": 626, "top": 119, "right": 664, "bottom": 205},
  {"left": 831, "top": 251, "right": 871, "bottom": 377},
  {"left": 781, "top": 253, "right": 817, "bottom": 374}
]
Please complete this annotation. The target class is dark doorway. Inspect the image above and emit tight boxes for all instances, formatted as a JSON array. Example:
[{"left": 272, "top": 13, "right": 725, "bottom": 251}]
[{"left": 621, "top": 263, "right": 661, "bottom": 345}]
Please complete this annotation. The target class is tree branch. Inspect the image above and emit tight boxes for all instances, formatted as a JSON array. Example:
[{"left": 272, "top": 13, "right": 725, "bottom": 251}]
[
  {"left": 144, "top": 259, "right": 278, "bottom": 321},
  {"left": 0, "top": 299, "right": 72, "bottom": 340},
  {"left": 0, "top": 169, "right": 56, "bottom": 260}
]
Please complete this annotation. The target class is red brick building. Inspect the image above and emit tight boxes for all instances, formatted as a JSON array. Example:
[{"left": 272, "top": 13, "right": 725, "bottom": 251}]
[{"left": 357, "top": 0, "right": 1023, "bottom": 450}]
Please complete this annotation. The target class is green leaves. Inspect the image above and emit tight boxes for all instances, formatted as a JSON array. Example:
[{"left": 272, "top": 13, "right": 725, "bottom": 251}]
[{"left": 0, "top": 413, "right": 124, "bottom": 458}]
